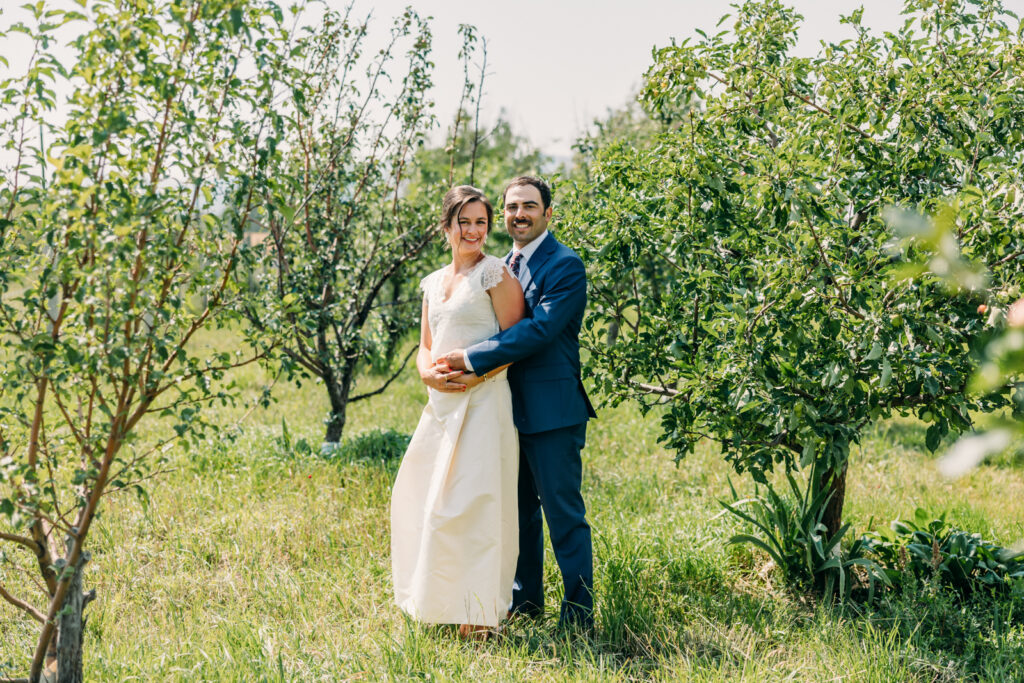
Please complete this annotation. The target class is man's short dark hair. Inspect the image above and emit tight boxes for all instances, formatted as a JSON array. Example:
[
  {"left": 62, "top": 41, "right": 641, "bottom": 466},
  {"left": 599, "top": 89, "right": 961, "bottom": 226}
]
[{"left": 503, "top": 176, "right": 551, "bottom": 210}]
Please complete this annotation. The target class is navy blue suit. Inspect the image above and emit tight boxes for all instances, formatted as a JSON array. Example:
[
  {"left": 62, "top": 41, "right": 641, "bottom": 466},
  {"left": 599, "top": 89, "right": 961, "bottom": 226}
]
[{"left": 466, "top": 233, "right": 596, "bottom": 627}]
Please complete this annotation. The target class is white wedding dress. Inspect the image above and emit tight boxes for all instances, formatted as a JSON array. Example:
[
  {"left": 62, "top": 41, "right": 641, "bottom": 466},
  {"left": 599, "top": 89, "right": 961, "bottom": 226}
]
[{"left": 391, "top": 255, "right": 519, "bottom": 627}]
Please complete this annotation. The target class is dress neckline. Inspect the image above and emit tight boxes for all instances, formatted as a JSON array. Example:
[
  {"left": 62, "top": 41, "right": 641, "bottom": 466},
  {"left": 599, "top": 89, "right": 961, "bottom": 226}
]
[{"left": 439, "top": 255, "right": 490, "bottom": 304}]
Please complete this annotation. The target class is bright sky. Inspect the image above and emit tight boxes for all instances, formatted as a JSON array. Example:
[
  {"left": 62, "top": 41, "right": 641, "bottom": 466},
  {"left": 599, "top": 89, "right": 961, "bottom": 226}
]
[
  {"left": 360, "top": 0, "right": 905, "bottom": 159},
  {"left": 3, "top": 0, "right": 1024, "bottom": 161},
  {"left": 294, "top": 0, "right": 1024, "bottom": 158}
]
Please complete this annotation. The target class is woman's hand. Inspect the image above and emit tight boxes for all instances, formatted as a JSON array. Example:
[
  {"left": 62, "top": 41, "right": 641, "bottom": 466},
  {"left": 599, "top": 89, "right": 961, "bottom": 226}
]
[{"left": 420, "top": 362, "right": 466, "bottom": 392}]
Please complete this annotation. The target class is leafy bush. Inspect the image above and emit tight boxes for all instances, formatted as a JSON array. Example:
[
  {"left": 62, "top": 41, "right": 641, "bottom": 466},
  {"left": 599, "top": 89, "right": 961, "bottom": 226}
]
[
  {"left": 728, "top": 484, "right": 1024, "bottom": 603},
  {"left": 870, "top": 577, "right": 1024, "bottom": 679},
  {"left": 272, "top": 421, "right": 409, "bottom": 463},
  {"left": 722, "top": 470, "right": 890, "bottom": 601},
  {"left": 333, "top": 429, "right": 411, "bottom": 463},
  {"left": 862, "top": 509, "right": 1024, "bottom": 598}
]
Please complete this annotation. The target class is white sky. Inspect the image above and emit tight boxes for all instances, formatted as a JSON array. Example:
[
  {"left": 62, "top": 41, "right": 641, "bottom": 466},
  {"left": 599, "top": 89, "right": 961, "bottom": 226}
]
[
  {"left": 3, "top": 1, "right": 1024, "bottom": 160},
  {"left": 357, "top": 0, "right": 914, "bottom": 158}
]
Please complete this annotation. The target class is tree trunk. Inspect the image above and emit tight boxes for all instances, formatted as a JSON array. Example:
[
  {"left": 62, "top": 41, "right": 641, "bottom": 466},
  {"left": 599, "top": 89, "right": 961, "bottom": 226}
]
[
  {"left": 385, "top": 278, "right": 404, "bottom": 360},
  {"left": 605, "top": 318, "right": 620, "bottom": 347},
  {"left": 55, "top": 541, "right": 91, "bottom": 683},
  {"left": 323, "top": 365, "right": 354, "bottom": 444},
  {"left": 818, "top": 460, "right": 848, "bottom": 540}
]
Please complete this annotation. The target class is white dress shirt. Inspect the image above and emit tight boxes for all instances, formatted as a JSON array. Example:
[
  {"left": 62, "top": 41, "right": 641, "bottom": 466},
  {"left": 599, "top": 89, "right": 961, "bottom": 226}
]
[
  {"left": 463, "top": 230, "right": 550, "bottom": 372},
  {"left": 509, "top": 229, "right": 549, "bottom": 292}
]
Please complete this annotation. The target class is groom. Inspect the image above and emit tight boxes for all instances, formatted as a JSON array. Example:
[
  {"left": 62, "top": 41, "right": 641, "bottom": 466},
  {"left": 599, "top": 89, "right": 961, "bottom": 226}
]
[{"left": 440, "top": 176, "right": 597, "bottom": 629}]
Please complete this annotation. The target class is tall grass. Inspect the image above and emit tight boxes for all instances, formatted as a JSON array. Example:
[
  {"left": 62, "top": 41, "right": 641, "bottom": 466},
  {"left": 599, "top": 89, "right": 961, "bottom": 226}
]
[{"left": 1, "top": 327, "right": 1022, "bottom": 681}]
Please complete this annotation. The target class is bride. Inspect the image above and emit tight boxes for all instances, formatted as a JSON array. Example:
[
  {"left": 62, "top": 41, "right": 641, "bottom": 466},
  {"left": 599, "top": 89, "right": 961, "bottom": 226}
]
[{"left": 391, "top": 185, "right": 525, "bottom": 638}]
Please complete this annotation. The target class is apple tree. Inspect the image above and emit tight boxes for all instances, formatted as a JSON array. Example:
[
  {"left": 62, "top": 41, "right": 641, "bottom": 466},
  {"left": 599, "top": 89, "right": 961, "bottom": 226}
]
[{"left": 562, "top": 0, "right": 1024, "bottom": 587}]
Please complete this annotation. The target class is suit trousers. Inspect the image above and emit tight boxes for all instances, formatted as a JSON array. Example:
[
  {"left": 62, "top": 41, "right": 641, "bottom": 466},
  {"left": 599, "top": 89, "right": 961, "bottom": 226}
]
[{"left": 511, "top": 421, "right": 593, "bottom": 628}]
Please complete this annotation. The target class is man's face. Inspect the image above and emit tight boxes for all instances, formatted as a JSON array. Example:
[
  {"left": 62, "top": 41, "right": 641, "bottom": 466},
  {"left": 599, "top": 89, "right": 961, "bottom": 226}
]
[{"left": 504, "top": 184, "right": 551, "bottom": 248}]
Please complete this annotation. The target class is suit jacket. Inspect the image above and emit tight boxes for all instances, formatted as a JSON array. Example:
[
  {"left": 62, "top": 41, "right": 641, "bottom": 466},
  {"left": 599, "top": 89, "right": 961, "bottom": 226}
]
[{"left": 466, "top": 233, "right": 597, "bottom": 434}]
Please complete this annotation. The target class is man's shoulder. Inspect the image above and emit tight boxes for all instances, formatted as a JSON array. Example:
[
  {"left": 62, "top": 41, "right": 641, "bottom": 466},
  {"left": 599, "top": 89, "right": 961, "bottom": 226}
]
[
  {"left": 550, "top": 244, "right": 586, "bottom": 282},
  {"left": 547, "top": 234, "right": 584, "bottom": 267}
]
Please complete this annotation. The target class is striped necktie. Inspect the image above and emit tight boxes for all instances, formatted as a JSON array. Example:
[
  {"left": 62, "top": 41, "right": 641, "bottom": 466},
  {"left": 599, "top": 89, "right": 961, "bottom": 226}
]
[{"left": 509, "top": 251, "right": 523, "bottom": 279}]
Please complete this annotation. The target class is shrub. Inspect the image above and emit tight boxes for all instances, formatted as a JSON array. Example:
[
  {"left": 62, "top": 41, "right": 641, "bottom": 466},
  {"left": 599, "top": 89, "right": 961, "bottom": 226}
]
[
  {"left": 862, "top": 509, "right": 1024, "bottom": 598},
  {"left": 272, "top": 422, "right": 409, "bottom": 463},
  {"left": 722, "top": 469, "right": 890, "bottom": 601},
  {"left": 335, "top": 429, "right": 412, "bottom": 463}
]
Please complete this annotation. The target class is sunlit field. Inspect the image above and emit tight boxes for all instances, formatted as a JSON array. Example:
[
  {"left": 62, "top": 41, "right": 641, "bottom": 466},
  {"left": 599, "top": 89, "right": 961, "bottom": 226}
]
[{"left": 2, "top": 326, "right": 1021, "bottom": 682}]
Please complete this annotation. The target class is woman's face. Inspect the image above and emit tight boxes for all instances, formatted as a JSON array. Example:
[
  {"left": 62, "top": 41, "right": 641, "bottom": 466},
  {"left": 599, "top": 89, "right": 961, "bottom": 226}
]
[{"left": 447, "top": 200, "right": 489, "bottom": 257}]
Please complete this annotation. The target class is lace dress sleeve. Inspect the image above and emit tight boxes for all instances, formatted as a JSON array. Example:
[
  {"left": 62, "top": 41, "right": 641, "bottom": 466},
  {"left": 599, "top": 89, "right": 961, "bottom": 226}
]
[
  {"left": 478, "top": 256, "right": 509, "bottom": 291},
  {"left": 419, "top": 270, "right": 438, "bottom": 300}
]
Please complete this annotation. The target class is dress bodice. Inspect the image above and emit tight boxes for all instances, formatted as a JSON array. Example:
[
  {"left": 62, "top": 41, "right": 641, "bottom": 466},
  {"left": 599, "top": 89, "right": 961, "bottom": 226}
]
[{"left": 420, "top": 255, "right": 509, "bottom": 363}]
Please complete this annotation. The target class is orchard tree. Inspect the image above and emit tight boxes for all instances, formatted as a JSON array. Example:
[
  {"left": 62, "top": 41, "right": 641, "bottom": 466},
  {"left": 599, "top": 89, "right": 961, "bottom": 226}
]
[
  {"left": 242, "top": 6, "right": 444, "bottom": 445},
  {"left": 409, "top": 110, "right": 548, "bottom": 207},
  {"left": 562, "top": 0, "right": 1024, "bottom": 585},
  {"left": 0, "top": 1, "right": 288, "bottom": 679},
  {"left": 244, "top": 14, "right": 518, "bottom": 444},
  {"left": 570, "top": 102, "right": 667, "bottom": 347},
  {"left": 406, "top": 26, "right": 546, "bottom": 251}
]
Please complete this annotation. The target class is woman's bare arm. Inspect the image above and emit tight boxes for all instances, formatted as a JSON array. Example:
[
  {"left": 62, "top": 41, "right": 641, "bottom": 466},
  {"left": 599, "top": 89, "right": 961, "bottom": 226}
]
[
  {"left": 418, "top": 296, "right": 465, "bottom": 393},
  {"left": 489, "top": 267, "right": 525, "bottom": 330}
]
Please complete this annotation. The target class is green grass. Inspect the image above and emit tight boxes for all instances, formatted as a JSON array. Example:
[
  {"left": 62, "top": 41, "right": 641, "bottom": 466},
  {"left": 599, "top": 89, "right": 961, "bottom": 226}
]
[{"left": 1, "top": 327, "right": 1023, "bottom": 681}]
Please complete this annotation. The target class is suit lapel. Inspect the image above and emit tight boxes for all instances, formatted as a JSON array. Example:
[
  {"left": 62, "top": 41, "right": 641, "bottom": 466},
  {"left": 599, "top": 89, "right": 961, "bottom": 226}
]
[
  {"left": 525, "top": 233, "right": 557, "bottom": 279},
  {"left": 520, "top": 233, "right": 557, "bottom": 306}
]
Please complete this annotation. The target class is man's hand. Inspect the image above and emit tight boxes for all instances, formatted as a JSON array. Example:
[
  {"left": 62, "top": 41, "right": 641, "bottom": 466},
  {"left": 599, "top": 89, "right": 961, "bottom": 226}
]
[
  {"left": 439, "top": 349, "right": 467, "bottom": 371},
  {"left": 449, "top": 372, "right": 484, "bottom": 389},
  {"left": 420, "top": 362, "right": 466, "bottom": 393}
]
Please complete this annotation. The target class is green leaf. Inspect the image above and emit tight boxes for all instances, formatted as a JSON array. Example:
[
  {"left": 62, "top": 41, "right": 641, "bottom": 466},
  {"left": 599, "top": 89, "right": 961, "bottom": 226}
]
[
  {"left": 728, "top": 534, "right": 786, "bottom": 569},
  {"left": 229, "top": 7, "right": 244, "bottom": 35},
  {"left": 800, "top": 441, "right": 815, "bottom": 468},
  {"left": 880, "top": 358, "right": 892, "bottom": 388},
  {"left": 279, "top": 204, "right": 295, "bottom": 224}
]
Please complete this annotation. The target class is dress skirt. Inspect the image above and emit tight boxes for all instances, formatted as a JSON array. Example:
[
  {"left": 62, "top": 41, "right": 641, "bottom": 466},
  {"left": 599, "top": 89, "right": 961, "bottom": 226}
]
[{"left": 391, "top": 370, "right": 519, "bottom": 627}]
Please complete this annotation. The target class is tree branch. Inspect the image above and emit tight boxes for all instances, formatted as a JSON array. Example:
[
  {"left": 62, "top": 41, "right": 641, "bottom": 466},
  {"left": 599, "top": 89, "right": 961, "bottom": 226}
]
[
  {"left": 0, "top": 582, "right": 45, "bottom": 624},
  {"left": 805, "top": 218, "right": 865, "bottom": 320},
  {"left": 617, "top": 377, "right": 684, "bottom": 398},
  {"left": 349, "top": 345, "right": 417, "bottom": 402},
  {"left": 995, "top": 249, "right": 1023, "bottom": 266},
  {"left": 0, "top": 532, "right": 41, "bottom": 555},
  {"left": 469, "top": 37, "right": 488, "bottom": 185},
  {"left": 101, "top": 467, "right": 178, "bottom": 499}
]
